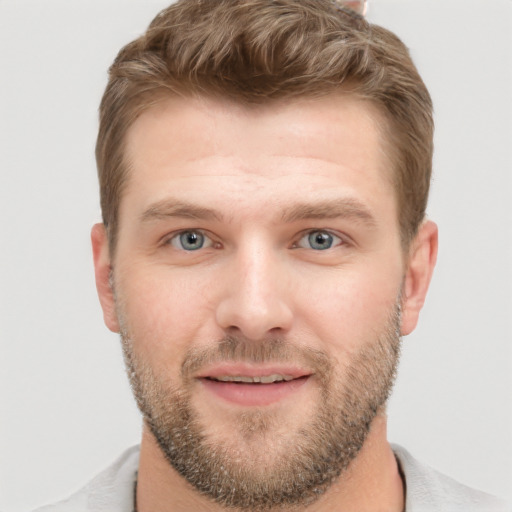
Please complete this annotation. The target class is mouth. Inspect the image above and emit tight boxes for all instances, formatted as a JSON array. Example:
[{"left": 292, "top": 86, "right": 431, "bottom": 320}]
[
  {"left": 207, "top": 373, "right": 296, "bottom": 383},
  {"left": 197, "top": 366, "right": 312, "bottom": 406}
]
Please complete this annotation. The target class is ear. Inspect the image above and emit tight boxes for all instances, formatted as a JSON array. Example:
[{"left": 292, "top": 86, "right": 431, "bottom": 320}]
[
  {"left": 91, "top": 223, "right": 120, "bottom": 333},
  {"left": 400, "top": 220, "right": 438, "bottom": 336}
]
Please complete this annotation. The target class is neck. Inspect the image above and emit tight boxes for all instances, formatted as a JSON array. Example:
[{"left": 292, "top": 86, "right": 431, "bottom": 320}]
[{"left": 136, "top": 413, "right": 404, "bottom": 512}]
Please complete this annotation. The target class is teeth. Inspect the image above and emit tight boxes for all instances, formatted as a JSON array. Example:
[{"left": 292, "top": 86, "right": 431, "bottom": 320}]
[{"left": 213, "top": 374, "right": 295, "bottom": 383}]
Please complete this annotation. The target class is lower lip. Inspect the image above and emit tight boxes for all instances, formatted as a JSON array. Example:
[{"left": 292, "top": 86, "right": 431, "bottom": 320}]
[{"left": 199, "top": 377, "right": 309, "bottom": 406}]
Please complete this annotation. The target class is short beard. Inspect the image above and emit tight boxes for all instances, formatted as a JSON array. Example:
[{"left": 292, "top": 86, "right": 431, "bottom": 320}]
[{"left": 120, "top": 306, "right": 401, "bottom": 511}]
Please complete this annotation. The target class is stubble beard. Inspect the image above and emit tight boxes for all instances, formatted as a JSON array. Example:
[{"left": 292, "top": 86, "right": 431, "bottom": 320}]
[{"left": 119, "top": 306, "right": 402, "bottom": 511}]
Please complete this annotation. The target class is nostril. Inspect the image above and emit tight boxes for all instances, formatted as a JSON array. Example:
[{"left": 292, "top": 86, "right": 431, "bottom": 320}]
[{"left": 215, "top": 294, "right": 293, "bottom": 340}]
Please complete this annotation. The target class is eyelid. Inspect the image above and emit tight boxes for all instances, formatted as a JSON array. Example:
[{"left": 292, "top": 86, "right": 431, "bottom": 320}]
[
  {"left": 164, "top": 229, "right": 214, "bottom": 250},
  {"left": 294, "top": 229, "right": 346, "bottom": 249},
  {"left": 161, "top": 228, "right": 349, "bottom": 251}
]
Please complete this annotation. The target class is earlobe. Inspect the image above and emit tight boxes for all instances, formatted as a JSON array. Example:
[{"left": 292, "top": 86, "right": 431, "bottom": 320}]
[
  {"left": 400, "top": 220, "right": 438, "bottom": 336},
  {"left": 91, "top": 223, "right": 120, "bottom": 333}
]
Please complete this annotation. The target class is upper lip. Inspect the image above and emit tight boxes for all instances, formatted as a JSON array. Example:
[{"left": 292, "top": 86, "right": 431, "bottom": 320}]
[{"left": 196, "top": 363, "right": 312, "bottom": 380}]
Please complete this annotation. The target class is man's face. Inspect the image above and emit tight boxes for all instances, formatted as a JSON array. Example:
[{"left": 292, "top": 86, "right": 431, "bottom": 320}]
[{"left": 97, "top": 94, "right": 412, "bottom": 508}]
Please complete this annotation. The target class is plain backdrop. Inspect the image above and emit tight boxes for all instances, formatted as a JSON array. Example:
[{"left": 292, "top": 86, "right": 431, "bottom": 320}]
[{"left": 1, "top": 1, "right": 511, "bottom": 510}]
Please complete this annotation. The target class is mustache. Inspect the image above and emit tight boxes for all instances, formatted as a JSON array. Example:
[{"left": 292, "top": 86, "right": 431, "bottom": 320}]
[{"left": 181, "top": 336, "right": 333, "bottom": 381}]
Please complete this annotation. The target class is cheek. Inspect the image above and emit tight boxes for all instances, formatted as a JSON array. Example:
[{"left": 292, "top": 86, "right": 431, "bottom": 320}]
[
  {"left": 295, "top": 263, "right": 402, "bottom": 355},
  {"left": 116, "top": 266, "right": 218, "bottom": 360}
]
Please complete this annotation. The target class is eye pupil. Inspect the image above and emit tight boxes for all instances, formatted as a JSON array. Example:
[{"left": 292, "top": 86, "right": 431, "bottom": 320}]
[
  {"left": 308, "top": 231, "right": 333, "bottom": 250},
  {"left": 180, "top": 231, "right": 204, "bottom": 250}
]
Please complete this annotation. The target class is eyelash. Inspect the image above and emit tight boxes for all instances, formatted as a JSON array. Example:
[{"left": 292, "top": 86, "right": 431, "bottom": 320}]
[
  {"left": 164, "top": 229, "right": 346, "bottom": 252},
  {"left": 293, "top": 230, "right": 344, "bottom": 251},
  {"left": 165, "top": 229, "right": 216, "bottom": 251}
]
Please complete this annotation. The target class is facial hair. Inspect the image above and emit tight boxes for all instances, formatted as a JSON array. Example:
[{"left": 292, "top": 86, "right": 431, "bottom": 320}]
[{"left": 119, "top": 305, "right": 402, "bottom": 511}]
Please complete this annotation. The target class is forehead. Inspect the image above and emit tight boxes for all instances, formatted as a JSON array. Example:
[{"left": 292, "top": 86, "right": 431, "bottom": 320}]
[{"left": 121, "top": 93, "right": 395, "bottom": 223}]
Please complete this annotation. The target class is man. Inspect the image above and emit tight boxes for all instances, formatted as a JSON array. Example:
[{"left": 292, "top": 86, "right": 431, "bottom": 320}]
[{"left": 33, "top": 0, "right": 509, "bottom": 510}]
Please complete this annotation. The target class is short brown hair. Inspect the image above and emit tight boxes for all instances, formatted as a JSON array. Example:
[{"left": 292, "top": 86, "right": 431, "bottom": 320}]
[{"left": 96, "top": 0, "right": 433, "bottom": 252}]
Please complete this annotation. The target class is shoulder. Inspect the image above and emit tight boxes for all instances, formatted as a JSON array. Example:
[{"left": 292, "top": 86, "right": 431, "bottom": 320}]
[
  {"left": 392, "top": 444, "right": 510, "bottom": 512},
  {"left": 31, "top": 446, "right": 140, "bottom": 512}
]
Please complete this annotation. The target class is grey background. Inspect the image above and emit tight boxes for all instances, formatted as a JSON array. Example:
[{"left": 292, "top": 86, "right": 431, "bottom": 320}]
[{"left": 1, "top": 1, "right": 511, "bottom": 510}]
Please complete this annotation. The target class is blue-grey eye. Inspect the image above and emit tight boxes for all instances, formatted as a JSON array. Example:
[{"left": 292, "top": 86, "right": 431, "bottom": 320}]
[
  {"left": 170, "top": 230, "right": 208, "bottom": 251},
  {"left": 297, "top": 230, "right": 342, "bottom": 250}
]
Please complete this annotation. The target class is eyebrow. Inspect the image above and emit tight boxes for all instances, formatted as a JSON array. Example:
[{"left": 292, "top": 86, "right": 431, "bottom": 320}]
[
  {"left": 140, "top": 200, "right": 223, "bottom": 223},
  {"left": 281, "top": 198, "right": 377, "bottom": 227},
  {"left": 140, "top": 197, "right": 376, "bottom": 227}
]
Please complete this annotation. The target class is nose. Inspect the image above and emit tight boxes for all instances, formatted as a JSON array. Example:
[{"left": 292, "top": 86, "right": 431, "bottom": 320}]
[{"left": 215, "top": 241, "right": 294, "bottom": 340}]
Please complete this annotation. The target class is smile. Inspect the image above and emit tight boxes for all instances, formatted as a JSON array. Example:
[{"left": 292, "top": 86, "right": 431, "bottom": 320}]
[
  {"left": 207, "top": 374, "right": 295, "bottom": 383},
  {"left": 198, "top": 366, "right": 311, "bottom": 406}
]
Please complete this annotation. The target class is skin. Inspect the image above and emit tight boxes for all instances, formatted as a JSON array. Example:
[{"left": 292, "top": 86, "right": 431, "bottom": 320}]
[{"left": 92, "top": 93, "right": 437, "bottom": 511}]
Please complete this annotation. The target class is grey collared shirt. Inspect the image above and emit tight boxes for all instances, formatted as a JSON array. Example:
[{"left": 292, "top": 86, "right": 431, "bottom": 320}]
[{"left": 32, "top": 444, "right": 510, "bottom": 512}]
